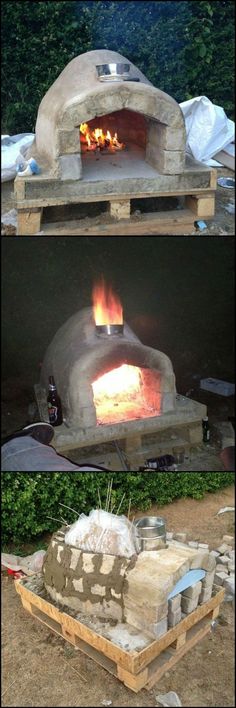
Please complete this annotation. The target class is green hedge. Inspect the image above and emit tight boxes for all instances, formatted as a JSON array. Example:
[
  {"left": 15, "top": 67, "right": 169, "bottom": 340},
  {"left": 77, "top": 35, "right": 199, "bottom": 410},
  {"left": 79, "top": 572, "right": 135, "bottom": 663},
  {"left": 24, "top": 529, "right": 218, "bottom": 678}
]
[
  {"left": 1, "top": 0, "right": 234, "bottom": 134},
  {"left": 1, "top": 472, "right": 234, "bottom": 543}
]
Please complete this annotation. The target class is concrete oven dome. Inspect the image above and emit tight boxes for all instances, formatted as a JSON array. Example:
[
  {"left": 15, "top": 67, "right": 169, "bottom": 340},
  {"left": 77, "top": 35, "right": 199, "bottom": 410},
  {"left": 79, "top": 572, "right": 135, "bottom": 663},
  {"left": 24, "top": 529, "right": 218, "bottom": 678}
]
[{"left": 29, "top": 48, "right": 186, "bottom": 179}]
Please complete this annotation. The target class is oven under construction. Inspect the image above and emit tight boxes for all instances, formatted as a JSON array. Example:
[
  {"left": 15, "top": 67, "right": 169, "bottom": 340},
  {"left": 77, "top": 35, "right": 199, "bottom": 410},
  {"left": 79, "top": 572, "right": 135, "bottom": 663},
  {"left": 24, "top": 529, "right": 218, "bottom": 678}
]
[{"left": 15, "top": 49, "right": 216, "bottom": 235}]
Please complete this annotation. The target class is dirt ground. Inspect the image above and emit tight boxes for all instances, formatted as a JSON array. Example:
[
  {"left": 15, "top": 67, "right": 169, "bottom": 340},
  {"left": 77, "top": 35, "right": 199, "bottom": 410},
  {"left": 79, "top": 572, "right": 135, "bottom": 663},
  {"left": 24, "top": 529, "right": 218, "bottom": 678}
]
[
  {"left": 2, "top": 485, "right": 235, "bottom": 708},
  {"left": 1, "top": 167, "right": 235, "bottom": 235}
]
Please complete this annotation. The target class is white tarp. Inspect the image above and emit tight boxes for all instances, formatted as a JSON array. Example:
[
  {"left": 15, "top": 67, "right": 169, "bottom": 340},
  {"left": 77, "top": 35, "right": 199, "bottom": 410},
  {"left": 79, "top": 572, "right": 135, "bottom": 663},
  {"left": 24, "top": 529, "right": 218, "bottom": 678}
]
[
  {"left": 1, "top": 133, "right": 34, "bottom": 182},
  {"left": 179, "top": 96, "right": 235, "bottom": 162}
]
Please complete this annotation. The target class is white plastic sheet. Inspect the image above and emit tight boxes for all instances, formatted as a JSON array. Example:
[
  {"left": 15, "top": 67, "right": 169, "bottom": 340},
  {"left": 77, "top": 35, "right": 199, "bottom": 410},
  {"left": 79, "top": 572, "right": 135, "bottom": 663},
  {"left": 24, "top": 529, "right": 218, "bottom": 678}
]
[
  {"left": 1, "top": 550, "right": 46, "bottom": 575},
  {"left": 64, "top": 509, "right": 139, "bottom": 557},
  {"left": 1, "top": 133, "right": 35, "bottom": 182},
  {"left": 180, "top": 96, "right": 235, "bottom": 162}
]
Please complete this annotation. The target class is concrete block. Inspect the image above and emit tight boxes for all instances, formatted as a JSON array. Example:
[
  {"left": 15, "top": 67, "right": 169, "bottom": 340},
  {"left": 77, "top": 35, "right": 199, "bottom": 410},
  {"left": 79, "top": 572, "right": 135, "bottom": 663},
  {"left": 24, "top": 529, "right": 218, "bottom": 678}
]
[
  {"left": 210, "top": 550, "right": 220, "bottom": 559},
  {"left": 181, "top": 595, "right": 199, "bottom": 614},
  {"left": 198, "top": 543, "right": 209, "bottom": 550},
  {"left": 217, "top": 543, "right": 231, "bottom": 555},
  {"left": 215, "top": 563, "right": 228, "bottom": 573},
  {"left": 181, "top": 612, "right": 187, "bottom": 620},
  {"left": 228, "top": 562, "right": 235, "bottom": 573},
  {"left": 190, "top": 551, "right": 215, "bottom": 572},
  {"left": 90, "top": 583, "right": 106, "bottom": 596},
  {"left": 202, "top": 570, "right": 215, "bottom": 588},
  {"left": 217, "top": 555, "right": 231, "bottom": 566},
  {"left": 168, "top": 607, "right": 182, "bottom": 627},
  {"left": 188, "top": 541, "right": 199, "bottom": 548},
  {"left": 214, "top": 571, "right": 228, "bottom": 585},
  {"left": 124, "top": 598, "right": 168, "bottom": 624},
  {"left": 146, "top": 143, "right": 185, "bottom": 174},
  {"left": 222, "top": 535, "right": 234, "bottom": 546},
  {"left": 147, "top": 122, "right": 186, "bottom": 151},
  {"left": 223, "top": 576, "right": 235, "bottom": 595},
  {"left": 228, "top": 550, "right": 235, "bottom": 561},
  {"left": 166, "top": 532, "right": 173, "bottom": 540},
  {"left": 168, "top": 594, "right": 181, "bottom": 611},
  {"left": 182, "top": 581, "right": 202, "bottom": 599},
  {"left": 174, "top": 533, "right": 188, "bottom": 543},
  {"left": 199, "top": 586, "right": 212, "bottom": 604},
  {"left": 59, "top": 154, "right": 82, "bottom": 180},
  {"left": 151, "top": 618, "right": 168, "bottom": 639}
]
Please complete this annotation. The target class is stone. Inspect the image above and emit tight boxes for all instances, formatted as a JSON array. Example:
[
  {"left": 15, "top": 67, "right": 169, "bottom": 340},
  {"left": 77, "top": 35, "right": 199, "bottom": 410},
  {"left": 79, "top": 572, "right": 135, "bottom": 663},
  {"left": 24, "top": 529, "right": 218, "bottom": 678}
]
[
  {"left": 228, "top": 550, "right": 235, "bottom": 561},
  {"left": 214, "top": 571, "right": 228, "bottom": 585},
  {"left": 215, "top": 563, "right": 228, "bottom": 574},
  {"left": 228, "top": 562, "right": 235, "bottom": 573},
  {"left": 181, "top": 595, "right": 199, "bottom": 613},
  {"left": 82, "top": 554, "right": 95, "bottom": 573},
  {"left": 99, "top": 556, "right": 115, "bottom": 575},
  {"left": 56, "top": 545, "right": 64, "bottom": 563},
  {"left": 168, "top": 594, "right": 181, "bottom": 611},
  {"left": 198, "top": 586, "right": 212, "bottom": 604},
  {"left": 90, "top": 583, "right": 106, "bottom": 596},
  {"left": 168, "top": 607, "right": 182, "bottom": 627},
  {"left": 222, "top": 535, "right": 234, "bottom": 545},
  {"left": 202, "top": 570, "right": 215, "bottom": 588},
  {"left": 182, "top": 581, "right": 202, "bottom": 599},
  {"left": 174, "top": 533, "right": 188, "bottom": 543},
  {"left": 188, "top": 541, "right": 199, "bottom": 548},
  {"left": 59, "top": 154, "right": 82, "bottom": 180},
  {"left": 73, "top": 578, "right": 83, "bottom": 592},
  {"left": 110, "top": 588, "right": 121, "bottom": 599},
  {"left": 223, "top": 576, "right": 235, "bottom": 595}
]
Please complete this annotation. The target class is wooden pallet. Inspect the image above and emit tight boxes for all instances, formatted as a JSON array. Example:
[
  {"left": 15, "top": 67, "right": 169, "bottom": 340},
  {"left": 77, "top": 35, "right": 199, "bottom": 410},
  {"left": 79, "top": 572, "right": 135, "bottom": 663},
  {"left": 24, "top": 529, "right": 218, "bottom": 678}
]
[
  {"left": 15, "top": 578, "right": 224, "bottom": 692},
  {"left": 14, "top": 166, "right": 216, "bottom": 235}
]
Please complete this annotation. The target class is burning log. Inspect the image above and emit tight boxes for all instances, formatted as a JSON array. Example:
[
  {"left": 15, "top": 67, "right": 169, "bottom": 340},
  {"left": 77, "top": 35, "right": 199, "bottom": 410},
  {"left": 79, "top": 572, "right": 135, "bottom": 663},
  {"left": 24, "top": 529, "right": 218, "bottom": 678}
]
[{"left": 80, "top": 122, "right": 125, "bottom": 152}]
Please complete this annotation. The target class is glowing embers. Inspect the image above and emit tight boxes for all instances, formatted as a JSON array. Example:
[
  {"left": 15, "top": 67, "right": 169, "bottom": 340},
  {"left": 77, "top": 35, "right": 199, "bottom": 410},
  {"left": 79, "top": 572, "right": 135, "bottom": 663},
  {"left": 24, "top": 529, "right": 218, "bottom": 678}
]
[
  {"left": 80, "top": 123, "right": 124, "bottom": 152},
  {"left": 92, "top": 278, "right": 123, "bottom": 326},
  {"left": 92, "top": 364, "right": 161, "bottom": 425}
]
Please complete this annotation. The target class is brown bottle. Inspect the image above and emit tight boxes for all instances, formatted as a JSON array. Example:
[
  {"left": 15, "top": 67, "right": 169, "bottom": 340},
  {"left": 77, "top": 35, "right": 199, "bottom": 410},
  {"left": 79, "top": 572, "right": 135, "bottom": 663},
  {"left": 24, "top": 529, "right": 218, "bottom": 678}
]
[{"left": 47, "top": 375, "right": 63, "bottom": 426}]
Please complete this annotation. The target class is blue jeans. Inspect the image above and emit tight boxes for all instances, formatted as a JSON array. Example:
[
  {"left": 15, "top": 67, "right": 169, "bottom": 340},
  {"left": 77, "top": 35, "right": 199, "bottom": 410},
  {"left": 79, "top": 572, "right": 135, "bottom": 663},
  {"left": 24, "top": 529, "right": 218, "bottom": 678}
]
[{"left": 1, "top": 437, "right": 107, "bottom": 471}]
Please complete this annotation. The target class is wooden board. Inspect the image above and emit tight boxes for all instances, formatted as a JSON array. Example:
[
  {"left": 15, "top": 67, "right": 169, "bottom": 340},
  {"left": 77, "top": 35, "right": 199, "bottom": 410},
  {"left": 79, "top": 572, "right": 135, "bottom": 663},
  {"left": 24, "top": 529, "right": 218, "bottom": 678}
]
[
  {"left": 38, "top": 209, "right": 196, "bottom": 236},
  {"left": 15, "top": 578, "right": 224, "bottom": 692}
]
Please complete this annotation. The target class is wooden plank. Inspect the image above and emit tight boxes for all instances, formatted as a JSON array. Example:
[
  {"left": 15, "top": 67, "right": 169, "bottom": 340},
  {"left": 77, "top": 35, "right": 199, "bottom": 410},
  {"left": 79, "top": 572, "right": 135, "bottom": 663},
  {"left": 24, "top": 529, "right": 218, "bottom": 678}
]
[
  {"left": 145, "top": 616, "right": 211, "bottom": 690},
  {"left": 17, "top": 207, "right": 42, "bottom": 235},
  {"left": 132, "top": 589, "right": 224, "bottom": 674},
  {"left": 170, "top": 631, "right": 187, "bottom": 650},
  {"left": 186, "top": 194, "right": 215, "bottom": 218},
  {"left": 210, "top": 169, "right": 217, "bottom": 189},
  {"left": 213, "top": 150, "right": 234, "bottom": 171},
  {"left": 117, "top": 665, "right": 148, "bottom": 692},
  {"left": 39, "top": 210, "right": 195, "bottom": 236}
]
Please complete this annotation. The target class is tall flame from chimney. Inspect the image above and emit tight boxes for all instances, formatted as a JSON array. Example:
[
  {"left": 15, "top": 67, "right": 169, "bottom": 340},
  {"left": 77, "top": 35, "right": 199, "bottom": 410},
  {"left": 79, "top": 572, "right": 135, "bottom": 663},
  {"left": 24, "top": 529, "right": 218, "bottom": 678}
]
[{"left": 92, "top": 278, "right": 123, "bottom": 325}]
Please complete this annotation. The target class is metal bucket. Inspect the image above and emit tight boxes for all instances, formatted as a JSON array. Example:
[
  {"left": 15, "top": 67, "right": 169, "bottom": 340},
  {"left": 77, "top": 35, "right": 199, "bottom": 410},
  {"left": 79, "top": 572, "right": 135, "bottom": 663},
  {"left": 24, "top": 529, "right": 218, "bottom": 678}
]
[{"left": 134, "top": 516, "right": 166, "bottom": 552}]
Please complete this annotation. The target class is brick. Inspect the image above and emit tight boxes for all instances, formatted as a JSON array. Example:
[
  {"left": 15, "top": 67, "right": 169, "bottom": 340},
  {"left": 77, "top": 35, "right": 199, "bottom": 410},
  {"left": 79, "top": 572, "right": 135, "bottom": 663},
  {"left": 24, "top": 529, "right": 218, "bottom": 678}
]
[
  {"left": 168, "top": 594, "right": 181, "bottom": 611},
  {"left": 70, "top": 547, "right": 82, "bottom": 570},
  {"left": 166, "top": 532, "right": 174, "bottom": 540},
  {"left": 214, "top": 571, "right": 228, "bottom": 585},
  {"left": 168, "top": 607, "right": 182, "bottom": 627},
  {"left": 228, "top": 562, "right": 235, "bottom": 573},
  {"left": 202, "top": 570, "right": 215, "bottom": 588},
  {"left": 181, "top": 595, "right": 199, "bottom": 613},
  {"left": 188, "top": 541, "right": 199, "bottom": 548},
  {"left": 82, "top": 554, "right": 96, "bottom": 573},
  {"left": 228, "top": 550, "right": 235, "bottom": 562},
  {"left": 222, "top": 535, "right": 234, "bottom": 545},
  {"left": 99, "top": 556, "right": 115, "bottom": 574},
  {"left": 215, "top": 563, "right": 227, "bottom": 573},
  {"left": 223, "top": 576, "right": 235, "bottom": 595},
  {"left": 182, "top": 581, "right": 202, "bottom": 599},
  {"left": 199, "top": 586, "right": 212, "bottom": 604},
  {"left": 198, "top": 543, "right": 209, "bottom": 550},
  {"left": 174, "top": 533, "right": 188, "bottom": 543}
]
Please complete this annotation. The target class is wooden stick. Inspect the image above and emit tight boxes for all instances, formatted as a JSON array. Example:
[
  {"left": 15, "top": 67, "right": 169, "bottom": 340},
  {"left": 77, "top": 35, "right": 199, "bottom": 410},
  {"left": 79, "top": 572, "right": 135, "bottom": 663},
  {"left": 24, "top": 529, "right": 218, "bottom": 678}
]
[
  {"left": 46, "top": 515, "right": 69, "bottom": 525},
  {"left": 127, "top": 497, "right": 131, "bottom": 520},
  {"left": 107, "top": 477, "right": 113, "bottom": 513},
  {"left": 59, "top": 502, "right": 80, "bottom": 515},
  {"left": 115, "top": 493, "right": 126, "bottom": 516},
  {"left": 97, "top": 486, "right": 102, "bottom": 509}
]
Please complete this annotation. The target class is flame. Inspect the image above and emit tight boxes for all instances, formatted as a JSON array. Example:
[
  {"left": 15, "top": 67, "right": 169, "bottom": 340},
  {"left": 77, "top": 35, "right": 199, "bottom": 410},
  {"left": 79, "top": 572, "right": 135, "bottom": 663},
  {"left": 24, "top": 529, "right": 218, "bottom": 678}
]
[
  {"left": 92, "top": 279, "right": 123, "bottom": 325},
  {"left": 92, "top": 364, "right": 140, "bottom": 400},
  {"left": 80, "top": 123, "right": 124, "bottom": 152}
]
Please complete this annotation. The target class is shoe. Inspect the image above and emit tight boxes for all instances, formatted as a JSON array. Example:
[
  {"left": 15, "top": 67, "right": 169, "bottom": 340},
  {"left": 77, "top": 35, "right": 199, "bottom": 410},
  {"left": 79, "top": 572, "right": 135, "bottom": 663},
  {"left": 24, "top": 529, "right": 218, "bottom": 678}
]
[{"left": 1, "top": 422, "right": 55, "bottom": 447}]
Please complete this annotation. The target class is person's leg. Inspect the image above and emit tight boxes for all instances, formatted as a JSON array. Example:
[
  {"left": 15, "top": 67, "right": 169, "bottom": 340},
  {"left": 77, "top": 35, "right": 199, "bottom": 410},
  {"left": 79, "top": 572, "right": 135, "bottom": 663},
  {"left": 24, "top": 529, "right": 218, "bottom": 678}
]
[{"left": 1, "top": 438, "right": 109, "bottom": 471}]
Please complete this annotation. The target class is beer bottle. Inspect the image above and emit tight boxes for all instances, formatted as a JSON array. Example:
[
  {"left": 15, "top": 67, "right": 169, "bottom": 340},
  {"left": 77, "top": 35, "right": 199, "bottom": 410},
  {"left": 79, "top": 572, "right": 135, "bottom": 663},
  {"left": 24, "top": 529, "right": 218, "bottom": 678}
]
[
  {"left": 47, "top": 375, "right": 63, "bottom": 426},
  {"left": 202, "top": 416, "right": 210, "bottom": 443}
]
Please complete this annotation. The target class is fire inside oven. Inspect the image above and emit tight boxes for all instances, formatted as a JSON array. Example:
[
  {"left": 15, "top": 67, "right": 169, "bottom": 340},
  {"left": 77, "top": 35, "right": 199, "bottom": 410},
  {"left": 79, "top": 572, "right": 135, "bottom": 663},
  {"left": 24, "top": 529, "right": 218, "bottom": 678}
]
[
  {"left": 80, "top": 109, "right": 146, "bottom": 156},
  {"left": 91, "top": 279, "right": 161, "bottom": 425}
]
